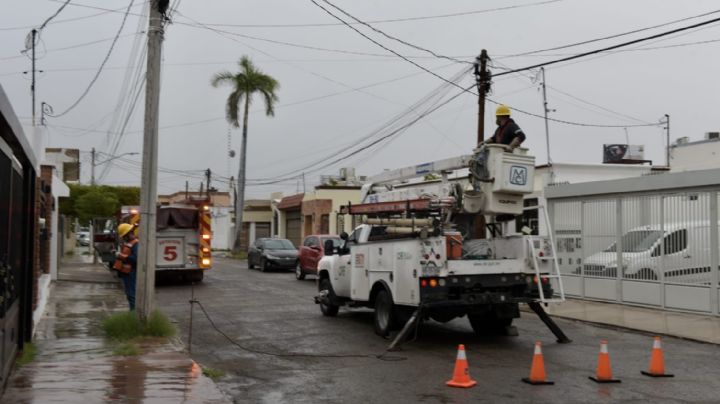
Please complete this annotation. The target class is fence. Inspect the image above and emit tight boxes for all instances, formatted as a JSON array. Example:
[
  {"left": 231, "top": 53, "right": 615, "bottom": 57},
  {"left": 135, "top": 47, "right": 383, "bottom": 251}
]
[{"left": 545, "top": 169, "right": 720, "bottom": 316}]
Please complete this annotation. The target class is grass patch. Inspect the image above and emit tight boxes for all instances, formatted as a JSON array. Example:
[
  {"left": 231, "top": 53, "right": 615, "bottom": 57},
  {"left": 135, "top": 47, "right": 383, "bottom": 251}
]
[
  {"left": 113, "top": 341, "right": 140, "bottom": 356},
  {"left": 229, "top": 251, "right": 247, "bottom": 260},
  {"left": 16, "top": 343, "right": 37, "bottom": 367},
  {"left": 202, "top": 366, "right": 225, "bottom": 381},
  {"left": 102, "top": 310, "right": 176, "bottom": 341}
]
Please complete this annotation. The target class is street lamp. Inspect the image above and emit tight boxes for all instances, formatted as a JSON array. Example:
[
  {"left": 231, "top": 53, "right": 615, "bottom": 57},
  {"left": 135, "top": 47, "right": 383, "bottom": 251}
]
[{"left": 91, "top": 149, "right": 139, "bottom": 185}]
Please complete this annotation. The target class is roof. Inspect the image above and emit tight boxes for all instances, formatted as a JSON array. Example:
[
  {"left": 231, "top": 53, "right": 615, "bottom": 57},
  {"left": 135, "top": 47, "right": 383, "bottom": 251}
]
[{"left": 277, "top": 193, "right": 304, "bottom": 210}]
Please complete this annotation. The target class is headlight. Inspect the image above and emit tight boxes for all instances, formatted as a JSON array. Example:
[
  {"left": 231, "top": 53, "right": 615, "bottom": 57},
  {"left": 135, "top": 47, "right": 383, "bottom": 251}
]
[{"left": 266, "top": 254, "right": 278, "bottom": 260}]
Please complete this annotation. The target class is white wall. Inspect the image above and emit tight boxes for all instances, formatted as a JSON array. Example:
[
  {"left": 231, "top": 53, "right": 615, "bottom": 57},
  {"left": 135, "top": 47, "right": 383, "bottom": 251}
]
[
  {"left": 670, "top": 139, "right": 720, "bottom": 172},
  {"left": 210, "top": 206, "right": 233, "bottom": 250}
]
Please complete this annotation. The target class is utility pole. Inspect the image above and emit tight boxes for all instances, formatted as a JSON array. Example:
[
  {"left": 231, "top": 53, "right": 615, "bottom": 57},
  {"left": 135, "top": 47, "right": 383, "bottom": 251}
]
[
  {"left": 90, "top": 147, "right": 96, "bottom": 186},
  {"left": 540, "top": 67, "right": 553, "bottom": 165},
  {"left": 473, "top": 49, "right": 491, "bottom": 145},
  {"left": 31, "top": 29, "right": 37, "bottom": 127},
  {"left": 136, "top": 0, "right": 164, "bottom": 322},
  {"left": 664, "top": 114, "right": 670, "bottom": 167},
  {"left": 205, "top": 168, "right": 212, "bottom": 199},
  {"left": 185, "top": 180, "right": 189, "bottom": 200}
]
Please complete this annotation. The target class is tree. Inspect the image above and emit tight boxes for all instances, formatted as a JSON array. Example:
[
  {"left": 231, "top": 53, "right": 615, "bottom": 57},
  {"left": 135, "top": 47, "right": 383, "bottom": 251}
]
[
  {"left": 60, "top": 184, "right": 140, "bottom": 224},
  {"left": 212, "top": 55, "right": 279, "bottom": 254}
]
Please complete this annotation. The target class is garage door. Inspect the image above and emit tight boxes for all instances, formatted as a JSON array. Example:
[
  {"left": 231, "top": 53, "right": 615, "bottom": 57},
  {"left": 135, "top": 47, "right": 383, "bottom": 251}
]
[
  {"left": 285, "top": 211, "right": 301, "bottom": 247},
  {"left": 255, "top": 222, "right": 270, "bottom": 239}
]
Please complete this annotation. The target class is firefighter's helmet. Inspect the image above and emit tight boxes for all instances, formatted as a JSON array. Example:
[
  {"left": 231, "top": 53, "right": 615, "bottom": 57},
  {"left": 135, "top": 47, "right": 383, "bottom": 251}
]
[
  {"left": 495, "top": 104, "right": 511, "bottom": 116},
  {"left": 118, "top": 223, "right": 134, "bottom": 238}
]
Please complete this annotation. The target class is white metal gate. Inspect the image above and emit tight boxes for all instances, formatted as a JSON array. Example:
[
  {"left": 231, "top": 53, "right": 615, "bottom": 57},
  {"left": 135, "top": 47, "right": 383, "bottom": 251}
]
[{"left": 546, "top": 171, "right": 720, "bottom": 316}]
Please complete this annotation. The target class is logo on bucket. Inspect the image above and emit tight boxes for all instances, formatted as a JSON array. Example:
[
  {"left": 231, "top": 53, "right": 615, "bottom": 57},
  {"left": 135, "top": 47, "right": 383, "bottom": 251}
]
[{"left": 509, "top": 165, "right": 528, "bottom": 186}]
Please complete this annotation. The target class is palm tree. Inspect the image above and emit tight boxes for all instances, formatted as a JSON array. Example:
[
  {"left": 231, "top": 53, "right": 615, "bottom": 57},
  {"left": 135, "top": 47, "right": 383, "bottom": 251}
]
[{"left": 212, "top": 55, "right": 279, "bottom": 254}]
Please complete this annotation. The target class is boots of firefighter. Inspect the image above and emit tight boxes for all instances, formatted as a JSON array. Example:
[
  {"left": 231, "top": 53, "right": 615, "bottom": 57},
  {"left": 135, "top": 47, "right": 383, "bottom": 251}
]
[
  {"left": 642, "top": 336, "right": 674, "bottom": 377},
  {"left": 522, "top": 341, "right": 554, "bottom": 385},
  {"left": 446, "top": 344, "right": 477, "bottom": 388},
  {"left": 589, "top": 340, "right": 621, "bottom": 383}
]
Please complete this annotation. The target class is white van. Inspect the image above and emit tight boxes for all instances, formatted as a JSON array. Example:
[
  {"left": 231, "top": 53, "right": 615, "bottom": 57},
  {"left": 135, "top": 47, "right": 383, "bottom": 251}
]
[{"left": 583, "top": 221, "right": 718, "bottom": 284}]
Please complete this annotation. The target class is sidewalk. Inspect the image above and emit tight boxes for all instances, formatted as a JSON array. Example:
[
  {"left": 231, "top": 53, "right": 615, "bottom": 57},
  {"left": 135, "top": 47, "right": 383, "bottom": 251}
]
[
  {"left": 2, "top": 261, "right": 229, "bottom": 403},
  {"left": 544, "top": 298, "right": 720, "bottom": 345}
]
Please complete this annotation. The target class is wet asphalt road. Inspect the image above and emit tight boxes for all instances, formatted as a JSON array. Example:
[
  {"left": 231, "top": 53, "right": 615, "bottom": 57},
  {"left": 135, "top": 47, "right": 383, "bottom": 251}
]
[{"left": 156, "top": 258, "right": 720, "bottom": 404}]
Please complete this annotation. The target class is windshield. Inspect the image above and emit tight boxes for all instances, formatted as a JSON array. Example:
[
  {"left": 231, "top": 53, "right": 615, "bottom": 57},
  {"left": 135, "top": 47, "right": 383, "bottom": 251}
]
[
  {"left": 264, "top": 239, "right": 296, "bottom": 250},
  {"left": 322, "top": 238, "right": 343, "bottom": 248},
  {"left": 604, "top": 230, "right": 663, "bottom": 253}
]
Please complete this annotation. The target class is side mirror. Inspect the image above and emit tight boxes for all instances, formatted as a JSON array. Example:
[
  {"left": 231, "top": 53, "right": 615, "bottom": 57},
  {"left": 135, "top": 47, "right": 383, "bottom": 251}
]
[
  {"left": 340, "top": 232, "right": 349, "bottom": 241},
  {"left": 324, "top": 239, "right": 336, "bottom": 256}
]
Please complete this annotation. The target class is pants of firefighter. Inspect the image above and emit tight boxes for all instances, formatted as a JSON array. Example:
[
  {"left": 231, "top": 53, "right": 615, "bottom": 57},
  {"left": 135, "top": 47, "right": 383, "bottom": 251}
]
[{"left": 120, "top": 270, "right": 136, "bottom": 311}]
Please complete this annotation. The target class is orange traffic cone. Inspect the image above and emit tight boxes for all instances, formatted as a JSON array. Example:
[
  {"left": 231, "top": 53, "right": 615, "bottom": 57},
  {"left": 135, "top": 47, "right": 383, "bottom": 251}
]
[
  {"left": 589, "top": 340, "right": 621, "bottom": 383},
  {"left": 641, "top": 336, "right": 674, "bottom": 378},
  {"left": 446, "top": 344, "right": 477, "bottom": 388},
  {"left": 522, "top": 341, "right": 554, "bottom": 385}
]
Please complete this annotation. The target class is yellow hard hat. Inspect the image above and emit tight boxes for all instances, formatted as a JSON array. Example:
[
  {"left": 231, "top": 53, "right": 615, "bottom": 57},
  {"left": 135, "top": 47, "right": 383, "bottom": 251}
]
[
  {"left": 118, "top": 223, "right": 134, "bottom": 238},
  {"left": 495, "top": 104, "right": 511, "bottom": 116}
]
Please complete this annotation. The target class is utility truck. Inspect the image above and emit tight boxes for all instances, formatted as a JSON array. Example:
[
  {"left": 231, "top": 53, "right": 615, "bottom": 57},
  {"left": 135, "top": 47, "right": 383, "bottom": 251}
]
[{"left": 315, "top": 144, "right": 569, "bottom": 343}]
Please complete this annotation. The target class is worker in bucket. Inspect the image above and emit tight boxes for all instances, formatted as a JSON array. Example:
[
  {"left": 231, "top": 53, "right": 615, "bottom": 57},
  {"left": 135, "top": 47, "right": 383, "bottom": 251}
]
[
  {"left": 486, "top": 104, "right": 526, "bottom": 149},
  {"left": 113, "top": 223, "right": 139, "bottom": 310}
]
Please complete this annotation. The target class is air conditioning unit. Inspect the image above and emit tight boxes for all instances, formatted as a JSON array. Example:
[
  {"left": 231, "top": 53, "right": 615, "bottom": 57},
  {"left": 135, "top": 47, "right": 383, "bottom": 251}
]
[
  {"left": 705, "top": 132, "right": 720, "bottom": 140},
  {"left": 339, "top": 167, "right": 356, "bottom": 180},
  {"left": 602, "top": 144, "right": 644, "bottom": 163},
  {"left": 676, "top": 137, "right": 690, "bottom": 145}
]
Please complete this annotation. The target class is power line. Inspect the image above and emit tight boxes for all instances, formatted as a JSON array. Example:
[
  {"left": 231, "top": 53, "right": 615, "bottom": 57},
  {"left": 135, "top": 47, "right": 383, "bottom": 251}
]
[
  {"left": 318, "top": 0, "right": 470, "bottom": 65},
  {"left": 494, "top": 15, "right": 720, "bottom": 77},
  {"left": 197, "top": 0, "right": 563, "bottom": 28},
  {"left": 38, "top": 0, "right": 73, "bottom": 30},
  {"left": 47, "top": 0, "right": 137, "bottom": 118},
  {"left": 498, "top": 8, "right": 720, "bottom": 58},
  {"left": 308, "top": 0, "right": 475, "bottom": 96}
]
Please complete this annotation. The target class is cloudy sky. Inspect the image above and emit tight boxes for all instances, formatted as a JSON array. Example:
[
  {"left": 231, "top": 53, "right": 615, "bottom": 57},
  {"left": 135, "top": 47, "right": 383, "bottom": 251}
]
[{"left": 2, "top": 0, "right": 719, "bottom": 198}]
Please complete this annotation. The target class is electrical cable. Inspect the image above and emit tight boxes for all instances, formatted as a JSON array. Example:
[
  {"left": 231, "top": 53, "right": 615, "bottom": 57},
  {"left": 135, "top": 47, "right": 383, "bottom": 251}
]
[
  {"left": 38, "top": 0, "right": 73, "bottom": 30},
  {"left": 499, "top": 8, "right": 720, "bottom": 58},
  {"left": 199, "top": 0, "right": 563, "bottom": 28},
  {"left": 192, "top": 299, "right": 406, "bottom": 361},
  {"left": 319, "top": 0, "right": 471, "bottom": 65},
  {"left": 47, "top": 0, "right": 136, "bottom": 118},
  {"left": 493, "top": 15, "right": 720, "bottom": 77}
]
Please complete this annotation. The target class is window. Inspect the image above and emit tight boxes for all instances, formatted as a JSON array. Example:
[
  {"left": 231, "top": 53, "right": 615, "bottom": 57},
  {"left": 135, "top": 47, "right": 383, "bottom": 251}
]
[
  {"left": 651, "top": 229, "right": 688, "bottom": 256},
  {"left": 606, "top": 230, "right": 663, "bottom": 253},
  {"left": 264, "top": 239, "right": 296, "bottom": 250},
  {"left": 304, "top": 237, "right": 318, "bottom": 247}
]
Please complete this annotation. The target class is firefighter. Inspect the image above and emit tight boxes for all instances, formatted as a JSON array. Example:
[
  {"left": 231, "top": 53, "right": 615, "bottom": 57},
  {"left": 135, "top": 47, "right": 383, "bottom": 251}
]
[
  {"left": 486, "top": 104, "right": 526, "bottom": 149},
  {"left": 113, "top": 223, "right": 138, "bottom": 310}
]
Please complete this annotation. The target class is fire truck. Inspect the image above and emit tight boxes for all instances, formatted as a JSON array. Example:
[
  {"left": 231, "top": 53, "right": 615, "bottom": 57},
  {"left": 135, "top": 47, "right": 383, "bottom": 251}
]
[
  {"left": 314, "top": 144, "right": 570, "bottom": 344},
  {"left": 97, "top": 199, "right": 213, "bottom": 282}
]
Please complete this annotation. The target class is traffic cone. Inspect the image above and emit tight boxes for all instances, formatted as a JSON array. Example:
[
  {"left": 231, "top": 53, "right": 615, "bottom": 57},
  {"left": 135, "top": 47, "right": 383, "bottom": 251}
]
[
  {"left": 641, "top": 336, "right": 674, "bottom": 378},
  {"left": 446, "top": 344, "right": 477, "bottom": 388},
  {"left": 522, "top": 341, "right": 554, "bottom": 385},
  {"left": 589, "top": 340, "right": 621, "bottom": 383}
]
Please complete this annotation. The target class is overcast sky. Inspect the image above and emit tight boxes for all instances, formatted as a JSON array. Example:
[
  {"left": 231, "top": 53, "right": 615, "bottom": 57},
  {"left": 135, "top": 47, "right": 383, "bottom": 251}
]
[{"left": 2, "top": 0, "right": 720, "bottom": 198}]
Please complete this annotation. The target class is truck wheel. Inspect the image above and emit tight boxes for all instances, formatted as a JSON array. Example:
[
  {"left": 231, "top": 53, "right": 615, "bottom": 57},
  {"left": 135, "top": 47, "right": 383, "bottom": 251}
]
[
  {"left": 319, "top": 278, "right": 339, "bottom": 317},
  {"left": 374, "top": 289, "right": 396, "bottom": 337},
  {"left": 295, "top": 262, "right": 306, "bottom": 280}
]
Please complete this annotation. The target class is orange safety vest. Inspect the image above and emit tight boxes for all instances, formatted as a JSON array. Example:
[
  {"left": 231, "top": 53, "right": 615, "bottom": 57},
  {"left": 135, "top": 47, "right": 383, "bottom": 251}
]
[{"left": 113, "top": 238, "right": 138, "bottom": 274}]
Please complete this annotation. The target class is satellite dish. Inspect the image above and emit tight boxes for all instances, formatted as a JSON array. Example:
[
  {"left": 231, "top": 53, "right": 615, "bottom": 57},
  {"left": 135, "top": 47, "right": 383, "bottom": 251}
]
[{"left": 229, "top": 150, "right": 236, "bottom": 158}]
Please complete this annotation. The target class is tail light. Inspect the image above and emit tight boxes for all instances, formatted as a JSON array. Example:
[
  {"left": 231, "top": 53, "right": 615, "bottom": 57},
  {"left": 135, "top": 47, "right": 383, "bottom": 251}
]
[
  {"left": 202, "top": 258, "right": 211, "bottom": 266},
  {"left": 202, "top": 234, "right": 211, "bottom": 240}
]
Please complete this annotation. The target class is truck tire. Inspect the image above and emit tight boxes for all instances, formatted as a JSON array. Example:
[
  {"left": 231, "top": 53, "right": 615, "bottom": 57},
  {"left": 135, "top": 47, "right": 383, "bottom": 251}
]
[
  {"left": 319, "top": 278, "right": 339, "bottom": 317},
  {"left": 295, "top": 262, "right": 306, "bottom": 280},
  {"left": 468, "top": 313, "right": 513, "bottom": 336},
  {"left": 373, "top": 289, "right": 396, "bottom": 337}
]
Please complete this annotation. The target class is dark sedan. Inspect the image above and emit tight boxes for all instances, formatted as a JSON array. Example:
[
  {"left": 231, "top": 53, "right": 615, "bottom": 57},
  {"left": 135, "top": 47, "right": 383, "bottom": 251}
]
[{"left": 248, "top": 238, "right": 298, "bottom": 272}]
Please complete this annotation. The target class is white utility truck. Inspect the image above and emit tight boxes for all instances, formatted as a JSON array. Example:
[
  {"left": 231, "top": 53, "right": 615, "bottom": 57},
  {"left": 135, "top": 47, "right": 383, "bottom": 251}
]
[{"left": 315, "top": 144, "right": 569, "bottom": 343}]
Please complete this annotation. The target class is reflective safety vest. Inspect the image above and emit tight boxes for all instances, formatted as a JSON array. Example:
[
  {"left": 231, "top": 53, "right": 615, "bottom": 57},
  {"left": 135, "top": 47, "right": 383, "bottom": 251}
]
[{"left": 113, "top": 238, "right": 138, "bottom": 274}]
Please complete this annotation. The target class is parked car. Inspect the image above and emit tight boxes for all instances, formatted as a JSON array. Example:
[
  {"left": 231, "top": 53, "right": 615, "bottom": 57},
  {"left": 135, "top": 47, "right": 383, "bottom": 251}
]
[
  {"left": 76, "top": 229, "right": 90, "bottom": 247},
  {"left": 583, "top": 221, "right": 718, "bottom": 283},
  {"left": 296, "top": 235, "right": 342, "bottom": 280},
  {"left": 248, "top": 238, "right": 298, "bottom": 272}
]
